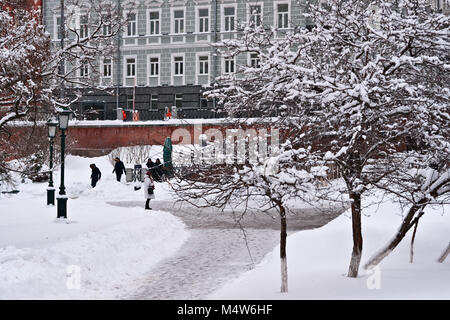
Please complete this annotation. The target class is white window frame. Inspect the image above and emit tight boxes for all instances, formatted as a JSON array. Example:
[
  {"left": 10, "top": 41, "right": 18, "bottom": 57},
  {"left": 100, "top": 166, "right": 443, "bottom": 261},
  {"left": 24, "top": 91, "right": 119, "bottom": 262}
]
[
  {"left": 79, "top": 60, "right": 89, "bottom": 78},
  {"left": 102, "top": 12, "right": 112, "bottom": 36},
  {"left": 196, "top": 52, "right": 210, "bottom": 85},
  {"left": 79, "top": 14, "right": 89, "bottom": 39},
  {"left": 248, "top": 52, "right": 261, "bottom": 68},
  {"left": 274, "top": 1, "right": 290, "bottom": 30},
  {"left": 171, "top": 8, "right": 185, "bottom": 35},
  {"left": 101, "top": 58, "right": 113, "bottom": 79},
  {"left": 247, "top": 2, "right": 264, "bottom": 27},
  {"left": 124, "top": 10, "right": 137, "bottom": 37},
  {"left": 195, "top": 5, "right": 210, "bottom": 34},
  {"left": 147, "top": 8, "right": 161, "bottom": 36},
  {"left": 54, "top": 15, "right": 62, "bottom": 40},
  {"left": 171, "top": 53, "right": 185, "bottom": 85},
  {"left": 222, "top": 56, "right": 236, "bottom": 75},
  {"left": 222, "top": 4, "right": 237, "bottom": 32},
  {"left": 147, "top": 54, "right": 160, "bottom": 86},
  {"left": 123, "top": 55, "right": 137, "bottom": 86}
]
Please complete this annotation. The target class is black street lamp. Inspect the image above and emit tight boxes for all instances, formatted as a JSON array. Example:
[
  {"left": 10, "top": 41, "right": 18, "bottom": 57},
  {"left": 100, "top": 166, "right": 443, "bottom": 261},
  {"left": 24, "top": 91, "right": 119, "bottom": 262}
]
[
  {"left": 56, "top": 108, "right": 71, "bottom": 219},
  {"left": 46, "top": 118, "right": 57, "bottom": 206}
]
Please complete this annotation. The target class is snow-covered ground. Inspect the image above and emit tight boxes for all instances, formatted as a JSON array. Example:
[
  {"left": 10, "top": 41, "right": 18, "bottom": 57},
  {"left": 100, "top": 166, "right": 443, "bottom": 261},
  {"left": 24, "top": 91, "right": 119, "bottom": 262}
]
[
  {"left": 208, "top": 197, "right": 450, "bottom": 300},
  {"left": 1, "top": 152, "right": 448, "bottom": 300},
  {"left": 0, "top": 154, "right": 188, "bottom": 299}
]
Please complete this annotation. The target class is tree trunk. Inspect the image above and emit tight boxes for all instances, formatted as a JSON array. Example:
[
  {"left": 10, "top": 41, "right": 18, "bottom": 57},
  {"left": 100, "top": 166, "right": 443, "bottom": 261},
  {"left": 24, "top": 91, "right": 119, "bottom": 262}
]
[
  {"left": 348, "top": 192, "right": 363, "bottom": 278},
  {"left": 409, "top": 219, "right": 419, "bottom": 263},
  {"left": 364, "top": 198, "right": 428, "bottom": 269},
  {"left": 437, "top": 243, "right": 450, "bottom": 263},
  {"left": 279, "top": 204, "right": 288, "bottom": 293}
]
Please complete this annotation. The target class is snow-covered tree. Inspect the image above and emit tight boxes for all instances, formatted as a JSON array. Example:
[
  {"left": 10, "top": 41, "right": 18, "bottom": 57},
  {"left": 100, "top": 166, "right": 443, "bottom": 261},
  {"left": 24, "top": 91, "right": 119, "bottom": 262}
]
[
  {"left": 209, "top": 0, "right": 449, "bottom": 277},
  {"left": 0, "top": 0, "right": 126, "bottom": 184},
  {"left": 171, "top": 125, "right": 329, "bottom": 293}
]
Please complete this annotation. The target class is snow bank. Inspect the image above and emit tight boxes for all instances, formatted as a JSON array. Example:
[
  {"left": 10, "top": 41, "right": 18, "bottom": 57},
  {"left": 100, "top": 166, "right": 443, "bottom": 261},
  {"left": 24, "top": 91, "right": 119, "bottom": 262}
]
[
  {"left": 208, "top": 197, "right": 449, "bottom": 299},
  {"left": 0, "top": 209, "right": 188, "bottom": 299}
]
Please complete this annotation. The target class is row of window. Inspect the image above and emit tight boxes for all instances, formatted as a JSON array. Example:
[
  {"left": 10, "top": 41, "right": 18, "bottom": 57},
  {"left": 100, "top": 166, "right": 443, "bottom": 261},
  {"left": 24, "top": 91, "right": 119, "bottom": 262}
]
[
  {"left": 124, "top": 3, "right": 290, "bottom": 37},
  {"left": 54, "top": 2, "right": 291, "bottom": 40},
  {"left": 77, "top": 53, "right": 262, "bottom": 85},
  {"left": 123, "top": 93, "right": 201, "bottom": 110}
]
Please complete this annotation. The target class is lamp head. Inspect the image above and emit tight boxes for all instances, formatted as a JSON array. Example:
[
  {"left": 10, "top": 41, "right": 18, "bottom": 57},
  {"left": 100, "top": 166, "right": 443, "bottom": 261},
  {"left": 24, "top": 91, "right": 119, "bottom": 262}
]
[
  {"left": 58, "top": 108, "right": 72, "bottom": 130},
  {"left": 47, "top": 118, "right": 58, "bottom": 138}
]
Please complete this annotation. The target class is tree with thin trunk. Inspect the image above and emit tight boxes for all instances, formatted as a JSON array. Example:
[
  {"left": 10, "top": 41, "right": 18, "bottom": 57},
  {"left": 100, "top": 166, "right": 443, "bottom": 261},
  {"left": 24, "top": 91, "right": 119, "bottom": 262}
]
[{"left": 208, "top": 0, "right": 449, "bottom": 278}]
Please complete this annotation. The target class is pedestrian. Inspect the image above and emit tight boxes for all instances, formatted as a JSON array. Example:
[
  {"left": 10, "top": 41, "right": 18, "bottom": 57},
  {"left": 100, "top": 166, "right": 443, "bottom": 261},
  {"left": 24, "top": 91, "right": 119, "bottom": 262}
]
[
  {"left": 146, "top": 158, "right": 154, "bottom": 169},
  {"left": 90, "top": 163, "right": 101, "bottom": 188},
  {"left": 144, "top": 171, "right": 155, "bottom": 210},
  {"left": 154, "top": 158, "right": 163, "bottom": 182},
  {"left": 112, "top": 157, "right": 126, "bottom": 182}
]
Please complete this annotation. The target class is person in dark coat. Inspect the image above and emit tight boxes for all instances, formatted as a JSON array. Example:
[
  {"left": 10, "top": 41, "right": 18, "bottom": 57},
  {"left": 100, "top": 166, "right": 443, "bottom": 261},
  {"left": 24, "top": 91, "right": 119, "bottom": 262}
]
[
  {"left": 112, "top": 157, "right": 126, "bottom": 182},
  {"left": 154, "top": 158, "right": 163, "bottom": 182},
  {"left": 90, "top": 163, "right": 101, "bottom": 188},
  {"left": 146, "top": 158, "right": 154, "bottom": 169}
]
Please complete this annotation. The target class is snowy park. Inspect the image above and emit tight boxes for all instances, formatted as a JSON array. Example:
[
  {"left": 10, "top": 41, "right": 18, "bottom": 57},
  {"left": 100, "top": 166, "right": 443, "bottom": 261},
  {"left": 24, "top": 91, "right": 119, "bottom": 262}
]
[
  {"left": 0, "top": 151, "right": 448, "bottom": 299},
  {"left": 1, "top": 0, "right": 449, "bottom": 302}
]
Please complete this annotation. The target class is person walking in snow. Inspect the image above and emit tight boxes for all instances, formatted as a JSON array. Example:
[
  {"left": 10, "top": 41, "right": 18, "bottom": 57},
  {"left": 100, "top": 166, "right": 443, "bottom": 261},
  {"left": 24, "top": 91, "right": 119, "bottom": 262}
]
[
  {"left": 144, "top": 171, "right": 155, "bottom": 210},
  {"left": 90, "top": 163, "right": 101, "bottom": 188},
  {"left": 112, "top": 157, "right": 126, "bottom": 182}
]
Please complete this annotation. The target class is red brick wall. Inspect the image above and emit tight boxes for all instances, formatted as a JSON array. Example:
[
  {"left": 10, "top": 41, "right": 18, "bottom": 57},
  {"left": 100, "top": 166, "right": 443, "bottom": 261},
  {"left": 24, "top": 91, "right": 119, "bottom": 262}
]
[{"left": 68, "top": 123, "right": 231, "bottom": 151}]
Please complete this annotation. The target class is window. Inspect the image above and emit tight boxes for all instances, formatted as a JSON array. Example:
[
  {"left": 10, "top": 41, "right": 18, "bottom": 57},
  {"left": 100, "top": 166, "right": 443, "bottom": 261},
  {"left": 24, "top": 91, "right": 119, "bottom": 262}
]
[
  {"left": 149, "top": 57, "right": 159, "bottom": 76},
  {"left": 174, "top": 10, "right": 184, "bottom": 34},
  {"left": 103, "top": 58, "right": 112, "bottom": 78},
  {"left": 200, "top": 98, "right": 208, "bottom": 109},
  {"left": 103, "top": 14, "right": 112, "bottom": 36},
  {"left": 151, "top": 94, "right": 158, "bottom": 109},
  {"left": 55, "top": 16, "right": 63, "bottom": 40},
  {"left": 199, "top": 55, "right": 209, "bottom": 75},
  {"left": 80, "top": 60, "right": 89, "bottom": 78},
  {"left": 276, "top": 3, "right": 289, "bottom": 29},
  {"left": 174, "top": 56, "right": 184, "bottom": 75},
  {"left": 198, "top": 8, "right": 209, "bottom": 33},
  {"left": 149, "top": 11, "right": 160, "bottom": 35},
  {"left": 250, "top": 53, "right": 260, "bottom": 68},
  {"left": 79, "top": 15, "right": 89, "bottom": 38},
  {"left": 224, "top": 56, "right": 235, "bottom": 74},
  {"left": 127, "top": 95, "right": 134, "bottom": 109},
  {"left": 249, "top": 5, "right": 262, "bottom": 26},
  {"left": 126, "top": 58, "right": 136, "bottom": 77},
  {"left": 126, "top": 12, "right": 137, "bottom": 36},
  {"left": 224, "top": 7, "right": 235, "bottom": 32},
  {"left": 175, "top": 94, "right": 183, "bottom": 108}
]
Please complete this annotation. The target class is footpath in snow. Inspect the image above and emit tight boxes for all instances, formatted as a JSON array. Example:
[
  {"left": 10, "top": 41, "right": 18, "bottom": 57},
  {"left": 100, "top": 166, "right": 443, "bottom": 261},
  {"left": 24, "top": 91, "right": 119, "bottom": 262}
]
[{"left": 0, "top": 155, "right": 188, "bottom": 299}]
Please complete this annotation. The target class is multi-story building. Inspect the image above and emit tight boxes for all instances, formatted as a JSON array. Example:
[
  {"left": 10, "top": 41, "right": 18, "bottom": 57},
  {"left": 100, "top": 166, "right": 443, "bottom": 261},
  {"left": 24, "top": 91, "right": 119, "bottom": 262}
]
[
  {"left": 41, "top": 0, "right": 308, "bottom": 120},
  {"left": 40, "top": 0, "right": 449, "bottom": 120}
]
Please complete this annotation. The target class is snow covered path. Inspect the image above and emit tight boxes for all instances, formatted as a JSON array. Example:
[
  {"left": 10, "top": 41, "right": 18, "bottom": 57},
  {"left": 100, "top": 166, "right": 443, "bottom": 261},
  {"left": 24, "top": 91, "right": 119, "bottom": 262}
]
[{"left": 106, "top": 200, "right": 345, "bottom": 299}]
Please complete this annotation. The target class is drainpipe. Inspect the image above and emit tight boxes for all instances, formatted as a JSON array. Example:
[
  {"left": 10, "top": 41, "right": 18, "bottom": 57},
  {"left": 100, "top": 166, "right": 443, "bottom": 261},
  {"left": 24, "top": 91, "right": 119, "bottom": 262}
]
[
  {"left": 60, "top": 0, "right": 65, "bottom": 100},
  {"left": 213, "top": 0, "right": 218, "bottom": 109},
  {"left": 116, "top": 0, "right": 121, "bottom": 118}
]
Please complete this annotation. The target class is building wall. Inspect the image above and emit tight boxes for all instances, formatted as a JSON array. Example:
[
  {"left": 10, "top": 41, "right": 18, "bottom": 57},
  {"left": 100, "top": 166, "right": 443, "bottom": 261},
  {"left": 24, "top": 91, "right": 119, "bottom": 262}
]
[{"left": 42, "top": 0, "right": 308, "bottom": 117}]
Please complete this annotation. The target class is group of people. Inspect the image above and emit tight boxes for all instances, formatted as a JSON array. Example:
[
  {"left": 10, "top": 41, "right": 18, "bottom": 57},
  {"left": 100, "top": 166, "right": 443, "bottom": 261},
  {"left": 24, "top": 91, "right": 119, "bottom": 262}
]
[
  {"left": 88, "top": 157, "right": 156, "bottom": 210},
  {"left": 145, "top": 158, "right": 165, "bottom": 182}
]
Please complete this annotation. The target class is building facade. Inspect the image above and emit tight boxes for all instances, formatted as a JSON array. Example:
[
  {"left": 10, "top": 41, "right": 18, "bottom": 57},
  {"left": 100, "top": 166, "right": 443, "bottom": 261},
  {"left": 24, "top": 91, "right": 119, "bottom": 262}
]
[
  {"left": 41, "top": 0, "right": 449, "bottom": 120},
  {"left": 42, "top": 0, "right": 308, "bottom": 120}
]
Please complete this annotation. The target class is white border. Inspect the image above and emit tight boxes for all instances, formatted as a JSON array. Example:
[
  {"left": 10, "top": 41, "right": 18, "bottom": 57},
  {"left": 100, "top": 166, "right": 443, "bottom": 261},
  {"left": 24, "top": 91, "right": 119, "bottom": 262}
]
[
  {"left": 195, "top": 52, "right": 210, "bottom": 85},
  {"left": 147, "top": 54, "right": 161, "bottom": 86},
  {"left": 123, "top": 55, "right": 138, "bottom": 87},
  {"left": 171, "top": 53, "right": 185, "bottom": 85}
]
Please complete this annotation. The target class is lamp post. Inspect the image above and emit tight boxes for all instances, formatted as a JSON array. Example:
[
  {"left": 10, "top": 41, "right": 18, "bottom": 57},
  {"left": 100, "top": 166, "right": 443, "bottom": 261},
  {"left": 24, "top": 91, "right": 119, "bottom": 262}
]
[
  {"left": 56, "top": 108, "right": 71, "bottom": 219},
  {"left": 46, "top": 118, "right": 57, "bottom": 206}
]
